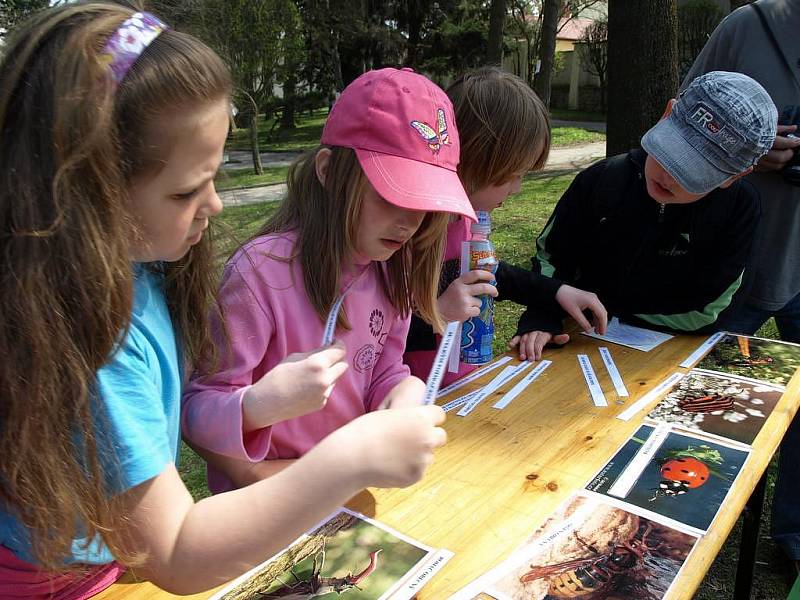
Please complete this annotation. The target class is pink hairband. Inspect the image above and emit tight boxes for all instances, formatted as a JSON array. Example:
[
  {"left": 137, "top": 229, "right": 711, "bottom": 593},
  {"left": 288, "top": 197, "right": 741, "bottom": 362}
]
[{"left": 100, "top": 12, "right": 168, "bottom": 84}]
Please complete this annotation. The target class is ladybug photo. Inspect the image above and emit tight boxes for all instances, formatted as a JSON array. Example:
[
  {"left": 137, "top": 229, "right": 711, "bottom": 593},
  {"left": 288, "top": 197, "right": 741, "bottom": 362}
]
[{"left": 585, "top": 424, "right": 749, "bottom": 534}]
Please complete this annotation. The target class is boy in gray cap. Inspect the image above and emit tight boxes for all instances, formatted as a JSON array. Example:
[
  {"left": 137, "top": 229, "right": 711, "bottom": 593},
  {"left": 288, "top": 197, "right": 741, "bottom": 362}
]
[{"left": 515, "top": 71, "right": 777, "bottom": 340}]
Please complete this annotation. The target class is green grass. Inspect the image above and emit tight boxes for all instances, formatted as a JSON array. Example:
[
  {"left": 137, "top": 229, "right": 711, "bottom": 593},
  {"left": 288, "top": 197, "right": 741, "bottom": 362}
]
[
  {"left": 216, "top": 166, "right": 289, "bottom": 191},
  {"left": 185, "top": 173, "right": 792, "bottom": 598},
  {"left": 550, "top": 126, "right": 605, "bottom": 147},
  {"left": 224, "top": 107, "right": 605, "bottom": 167},
  {"left": 227, "top": 109, "right": 328, "bottom": 153}
]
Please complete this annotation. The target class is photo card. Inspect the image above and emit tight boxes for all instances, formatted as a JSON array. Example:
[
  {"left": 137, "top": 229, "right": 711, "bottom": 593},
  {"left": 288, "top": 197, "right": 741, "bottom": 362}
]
[
  {"left": 645, "top": 370, "right": 784, "bottom": 447},
  {"left": 211, "top": 508, "right": 450, "bottom": 600},
  {"left": 585, "top": 424, "right": 749, "bottom": 535},
  {"left": 685, "top": 333, "right": 800, "bottom": 388},
  {"left": 451, "top": 493, "right": 698, "bottom": 600}
]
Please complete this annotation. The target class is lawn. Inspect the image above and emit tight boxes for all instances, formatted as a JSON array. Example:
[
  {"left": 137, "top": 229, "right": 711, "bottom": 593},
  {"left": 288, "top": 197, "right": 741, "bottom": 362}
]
[
  {"left": 187, "top": 171, "right": 791, "bottom": 599},
  {"left": 219, "top": 110, "right": 606, "bottom": 191}
]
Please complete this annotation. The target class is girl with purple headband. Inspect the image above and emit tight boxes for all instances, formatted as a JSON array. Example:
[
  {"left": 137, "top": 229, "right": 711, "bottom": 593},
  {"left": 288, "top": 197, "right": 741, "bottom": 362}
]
[{"left": 0, "top": 4, "right": 445, "bottom": 598}]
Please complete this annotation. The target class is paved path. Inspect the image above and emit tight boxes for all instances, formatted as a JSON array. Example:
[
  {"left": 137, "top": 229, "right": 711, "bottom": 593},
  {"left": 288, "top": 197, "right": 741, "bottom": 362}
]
[{"left": 220, "top": 140, "right": 607, "bottom": 207}]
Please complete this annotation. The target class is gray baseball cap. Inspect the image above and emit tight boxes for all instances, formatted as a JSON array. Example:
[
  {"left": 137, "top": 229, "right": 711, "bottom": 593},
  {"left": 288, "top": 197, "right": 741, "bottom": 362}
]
[{"left": 641, "top": 71, "right": 777, "bottom": 194}]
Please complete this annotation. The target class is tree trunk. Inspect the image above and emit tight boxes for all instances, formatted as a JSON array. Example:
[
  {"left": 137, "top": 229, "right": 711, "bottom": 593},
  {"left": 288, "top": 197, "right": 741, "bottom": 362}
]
[
  {"left": 487, "top": 0, "right": 506, "bottom": 66},
  {"left": 249, "top": 102, "right": 263, "bottom": 175},
  {"left": 606, "top": 0, "right": 678, "bottom": 156},
  {"left": 281, "top": 66, "right": 297, "bottom": 130},
  {"left": 405, "top": 0, "right": 426, "bottom": 68},
  {"left": 533, "top": 0, "right": 560, "bottom": 107}
]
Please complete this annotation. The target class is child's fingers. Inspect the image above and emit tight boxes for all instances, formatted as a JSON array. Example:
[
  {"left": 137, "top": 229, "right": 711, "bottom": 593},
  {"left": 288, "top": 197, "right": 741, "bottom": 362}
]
[
  {"left": 592, "top": 309, "right": 608, "bottom": 335},
  {"left": 417, "top": 404, "right": 446, "bottom": 426},
  {"left": 461, "top": 269, "right": 495, "bottom": 284},
  {"left": 466, "top": 282, "right": 498, "bottom": 298},
  {"left": 430, "top": 426, "right": 448, "bottom": 448},
  {"left": 326, "top": 359, "right": 349, "bottom": 384},
  {"left": 384, "top": 377, "right": 426, "bottom": 409},
  {"left": 533, "top": 333, "right": 549, "bottom": 361},
  {"left": 552, "top": 333, "right": 570, "bottom": 346},
  {"left": 311, "top": 341, "right": 347, "bottom": 366},
  {"left": 563, "top": 305, "right": 593, "bottom": 333}
]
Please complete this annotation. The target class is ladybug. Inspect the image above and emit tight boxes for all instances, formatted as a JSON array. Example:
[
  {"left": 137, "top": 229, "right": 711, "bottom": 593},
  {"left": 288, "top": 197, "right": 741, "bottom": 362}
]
[
  {"left": 650, "top": 457, "right": 710, "bottom": 502},
  {"left": 661, "top": 457, "right": 709, "bottom": 488}
]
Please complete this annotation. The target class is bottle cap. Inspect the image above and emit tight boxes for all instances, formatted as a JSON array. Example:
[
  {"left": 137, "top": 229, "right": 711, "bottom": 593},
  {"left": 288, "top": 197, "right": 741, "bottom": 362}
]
[{"left": 471, "top": 210, "right": 491, "bottom": 235}]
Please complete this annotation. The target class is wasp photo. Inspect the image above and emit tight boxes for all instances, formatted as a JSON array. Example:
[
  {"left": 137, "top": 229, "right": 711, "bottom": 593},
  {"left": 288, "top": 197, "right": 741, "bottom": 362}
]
[{"left": 473, "top": 495, "right": 697, "bottom": 600}]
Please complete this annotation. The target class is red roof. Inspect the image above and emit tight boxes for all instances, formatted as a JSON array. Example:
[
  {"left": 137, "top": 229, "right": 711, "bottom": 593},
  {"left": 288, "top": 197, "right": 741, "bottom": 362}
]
[{"left": 557, "top": 17, "right": 594, "bottom": 41}]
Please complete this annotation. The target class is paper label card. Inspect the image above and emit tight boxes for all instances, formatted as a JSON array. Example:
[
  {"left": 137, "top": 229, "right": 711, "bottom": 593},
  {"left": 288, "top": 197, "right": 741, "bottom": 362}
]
[{"left": 584, "top": 317, "right": 673, "bottom": 352}]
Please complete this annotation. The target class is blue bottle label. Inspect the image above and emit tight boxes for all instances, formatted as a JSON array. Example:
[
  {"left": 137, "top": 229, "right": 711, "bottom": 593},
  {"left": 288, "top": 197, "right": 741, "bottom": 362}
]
[{"left": 460, "top": 238, "right": 497, "bottom": 365}]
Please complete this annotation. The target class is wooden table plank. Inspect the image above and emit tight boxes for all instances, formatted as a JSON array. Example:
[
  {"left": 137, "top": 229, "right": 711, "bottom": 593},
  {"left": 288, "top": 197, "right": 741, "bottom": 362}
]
[{"left": 96, "top": 331, "right": 800, "bottom": 599}]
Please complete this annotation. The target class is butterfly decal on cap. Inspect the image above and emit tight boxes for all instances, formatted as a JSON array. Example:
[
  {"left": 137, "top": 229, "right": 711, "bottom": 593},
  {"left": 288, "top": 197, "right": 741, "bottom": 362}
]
[{"left": 410, "top": 108, "right": 451, "bottom": 154}]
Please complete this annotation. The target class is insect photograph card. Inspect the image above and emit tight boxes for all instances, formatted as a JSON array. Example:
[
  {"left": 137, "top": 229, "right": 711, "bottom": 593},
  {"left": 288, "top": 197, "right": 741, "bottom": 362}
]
[
  {"left": 687, "top": 333, "right": 800, "bottom": 388},
  {"left": 585, "top": 424, "right": 749, "bottom": 535},
  {"left": 645, "top": 371, "right": 784, "bottom": 447},
  {"left": 450, "top": 493, "right": 697, "bottom": 600},
  {"left": 211, "top": 508, "right": 448, "bottom": 600}
]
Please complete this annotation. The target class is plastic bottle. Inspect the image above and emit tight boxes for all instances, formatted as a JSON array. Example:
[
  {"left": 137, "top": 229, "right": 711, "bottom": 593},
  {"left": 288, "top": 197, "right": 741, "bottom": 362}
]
[{"left": 460, "top": 211, "right": 498, "bottom": 364}]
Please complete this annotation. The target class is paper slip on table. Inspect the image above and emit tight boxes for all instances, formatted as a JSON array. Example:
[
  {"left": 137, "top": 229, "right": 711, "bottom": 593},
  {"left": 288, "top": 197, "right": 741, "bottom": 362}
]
[{"left": 95, "top": 330, "right": 800, "bottom": 600}]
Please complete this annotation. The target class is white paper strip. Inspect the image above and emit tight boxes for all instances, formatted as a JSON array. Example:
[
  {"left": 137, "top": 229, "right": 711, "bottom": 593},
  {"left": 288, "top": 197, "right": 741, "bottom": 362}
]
[
  {"left": 599, "top": 346, "right": 629, "bottom": 397},
  {"left": 441, "top": 390, "right": 478, "bottom": 413},
  {"left": 447, "top": 241, "right": 473, "bottom": 374},
  {"left": 456, "top": 362, "right": 531, "bottom": 416},
  {"left": 608, "top": 423, "right": 672, "bottom": 498},
  {"left": 435, "top": 356, "right": 513, "bottom": 398},
  {"left": 577, "top": 354, "right": 607, "bottom": 407},
  {"left": 392, "top": 549, "right": 455, "bottom": 600},
  {"left": 422, "top": 321, "right": 461, "bottom": 405},
  {"left": 321, "top": 291, "right": 348, "bottom": 346},
  {"left": 616, "top": 372, "right": 685, "bottom": 421},
  {"left": 679, "top": 331, "right": 725, "bottom": 368},
  {"left": 493, "top": 359, "right": 552, "bottom": 409}
]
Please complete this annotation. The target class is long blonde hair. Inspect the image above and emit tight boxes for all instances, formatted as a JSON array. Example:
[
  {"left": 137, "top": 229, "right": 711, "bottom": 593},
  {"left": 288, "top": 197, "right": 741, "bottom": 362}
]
[
  {"left": 0, "top": 2, "right": 231, "bottom": 569},
  {"left": 257, "top": 147, "right": 449, "bottom": 332},
  {"left": 447, "top": 67, "right": 551, "bottom": 194}
]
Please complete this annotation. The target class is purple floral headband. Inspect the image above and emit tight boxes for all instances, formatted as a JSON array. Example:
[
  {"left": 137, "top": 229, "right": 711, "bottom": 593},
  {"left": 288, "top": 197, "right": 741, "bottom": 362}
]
[{"left": 100, "top": 12, "right": 168, "bottom": 85}]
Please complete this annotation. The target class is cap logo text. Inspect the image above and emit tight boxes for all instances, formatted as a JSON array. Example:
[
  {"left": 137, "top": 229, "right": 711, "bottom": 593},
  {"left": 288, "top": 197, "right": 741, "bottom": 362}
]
[
  {"left": 691, "top": 106, "right": 720, "bottom": 133},
  {"left": 687, "top": 102, "right": 745, "bottom": 157},
  {"left": 410, "top": 108, "right": 451, "bottom": 154}
]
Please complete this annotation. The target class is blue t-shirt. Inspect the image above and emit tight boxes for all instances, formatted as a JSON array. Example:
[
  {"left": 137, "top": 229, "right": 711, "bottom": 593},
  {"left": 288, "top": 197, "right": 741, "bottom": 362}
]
[{"left": 0, "top": 265, "right": 182, "bottom": 565}]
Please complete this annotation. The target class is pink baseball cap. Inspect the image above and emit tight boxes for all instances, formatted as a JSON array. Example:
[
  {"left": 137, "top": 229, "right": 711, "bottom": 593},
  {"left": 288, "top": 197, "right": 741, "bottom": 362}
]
[{"left": 321, "top": 68, "right": 476, "bottom": 221}]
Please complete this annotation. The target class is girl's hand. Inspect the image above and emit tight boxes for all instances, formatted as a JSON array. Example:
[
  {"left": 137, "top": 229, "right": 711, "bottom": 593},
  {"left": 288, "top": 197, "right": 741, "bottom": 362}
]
[
  {"left": 378, "top": 376, "right": 427, "bottom": 410},
  {"left": 555, "top": 284, "right": 608, "bottom": 335},
  {"left": 509, "top": 331, "right": 569, "bottom": 361},
  {"left": 327, "top": 377, "right": 447, "bottom": 488},
  {"left": 437, "top": 269, "right": 497, "bottom": 323},
  {"left": 242, "top": 341, "right": 348, "bottom": 431}
]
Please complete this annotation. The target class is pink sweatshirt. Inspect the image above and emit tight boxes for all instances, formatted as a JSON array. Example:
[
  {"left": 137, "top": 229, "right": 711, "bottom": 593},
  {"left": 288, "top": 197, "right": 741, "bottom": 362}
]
[{"left": 182, "top": 232, "right": 410, "bottom": 493}]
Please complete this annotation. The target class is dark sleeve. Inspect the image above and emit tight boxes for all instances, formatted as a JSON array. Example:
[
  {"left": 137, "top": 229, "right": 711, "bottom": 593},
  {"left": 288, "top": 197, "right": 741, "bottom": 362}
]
[
  {"left": 495, "top": 261, "right": 562, "bottom": 305},
  {"left": 628, "top": 184, "right": 761, "bottom": 332},
  {"left": 515, "top": 165, "right": 601, "bottom": 336},
  {"left": 405, "top": 313, "right": 437, "bottom": 352}
]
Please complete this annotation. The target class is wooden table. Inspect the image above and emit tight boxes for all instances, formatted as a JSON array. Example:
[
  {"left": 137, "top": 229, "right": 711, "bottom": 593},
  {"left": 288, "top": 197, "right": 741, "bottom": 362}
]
[{"left": 97, "top": 331, "right": 800, "bottom": 599}]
